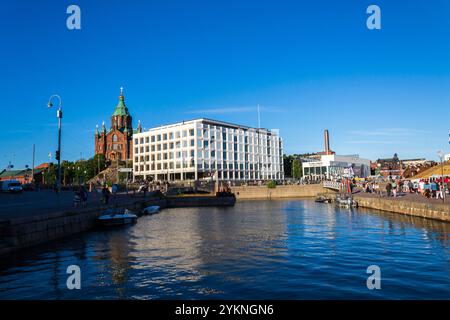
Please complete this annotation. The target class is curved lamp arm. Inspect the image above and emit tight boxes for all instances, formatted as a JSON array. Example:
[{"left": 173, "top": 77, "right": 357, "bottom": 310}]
[{"left": 47, "top": 94, "right": 62, "bottom": 109}]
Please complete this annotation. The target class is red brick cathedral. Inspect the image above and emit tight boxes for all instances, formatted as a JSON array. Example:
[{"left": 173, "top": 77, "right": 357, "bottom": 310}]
[{"left": 94, "top": 88, "right": 142, "bottom": 161}]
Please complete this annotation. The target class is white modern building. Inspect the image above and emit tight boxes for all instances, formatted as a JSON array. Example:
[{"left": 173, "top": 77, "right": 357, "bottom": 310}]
[
  {"left": 132, "top": 118, "right": 284, "bottom": 181},
  {"left": 302, "top": 154, "right": 371, "bottom": 179}
]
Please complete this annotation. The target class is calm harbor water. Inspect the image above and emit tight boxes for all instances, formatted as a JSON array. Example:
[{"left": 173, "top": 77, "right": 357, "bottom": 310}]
[{"left": 0, "top": 199, "right": 449, "bottom": 299}]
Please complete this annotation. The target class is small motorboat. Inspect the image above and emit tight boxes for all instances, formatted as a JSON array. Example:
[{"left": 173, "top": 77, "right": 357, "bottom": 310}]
[
  {"left": 98, "top": 208, "right": 138, "bottom": 227},
  {"left": 336, "top": 197, "right": 358, "bottom": 208},
  {"left": 315, "top": 195, "right": 332, "bottom": 203},
  {"left": 142, "top": 205, "right": 160, "bottom": 215}
]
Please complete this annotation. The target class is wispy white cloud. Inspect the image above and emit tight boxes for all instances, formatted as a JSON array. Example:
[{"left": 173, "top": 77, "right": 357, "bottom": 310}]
[
  {"left": 347, "top": 128, "right": 429, "bottom": 137},
  {"left": 344, "top": 140, "right": 407, "bottom": 145},
  {"left": 343, "top": 127, "right": 425, "bottom": 147},
  {"left": 4, "top": 129, "right": 34, "bottom": 134},
  {"left": 184, "top": 106, "right": 285, "bottom": 114}
]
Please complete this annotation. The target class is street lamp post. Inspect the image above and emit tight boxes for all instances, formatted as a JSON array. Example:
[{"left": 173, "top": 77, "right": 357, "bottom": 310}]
[
  {"left": 437, "top": 150, "right": 445, "bottom": 202},
  {"left": 47, "top": 95, "right": 63, "bottom": 194},
  {"left": 47, "top": 94, "right": 62, "bottom": 194}
]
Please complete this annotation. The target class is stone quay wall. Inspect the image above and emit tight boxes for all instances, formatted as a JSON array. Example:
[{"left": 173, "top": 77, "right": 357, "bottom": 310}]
[
  {"left": 230, "top": 184, "right": 333, "bottom": 200},
  {"left": 354, "top": 195, "right": 450, "bottom": 222}
]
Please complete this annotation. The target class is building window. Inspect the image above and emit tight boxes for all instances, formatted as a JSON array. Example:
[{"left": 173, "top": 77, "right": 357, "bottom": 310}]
[{"left": 113, "top": 134, "right": 118, "bottom": 142}]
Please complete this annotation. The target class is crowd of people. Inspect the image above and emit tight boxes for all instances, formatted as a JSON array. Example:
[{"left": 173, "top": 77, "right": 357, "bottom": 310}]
[{"left": 361, "top": 176, "right": 450, "bottom": 200}]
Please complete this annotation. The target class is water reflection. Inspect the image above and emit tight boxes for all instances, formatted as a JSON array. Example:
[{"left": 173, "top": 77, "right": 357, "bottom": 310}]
[{"left": 0, "top": 199, "right": 448, "bottom": 299}]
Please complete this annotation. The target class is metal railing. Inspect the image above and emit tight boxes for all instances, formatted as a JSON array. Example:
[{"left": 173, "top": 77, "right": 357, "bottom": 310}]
[{"left": 323, "top": 181, "right": 343, "bottom": 191}]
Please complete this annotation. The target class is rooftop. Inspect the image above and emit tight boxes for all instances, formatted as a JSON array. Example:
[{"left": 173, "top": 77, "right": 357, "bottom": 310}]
[{"left": 135, "top": 118, "right": 278, "bottom": 135}]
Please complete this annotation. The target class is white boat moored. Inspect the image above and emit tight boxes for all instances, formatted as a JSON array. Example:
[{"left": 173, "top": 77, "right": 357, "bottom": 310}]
[
  {"left": 98, "top": 208, "right": 138, "bottom": 227},
  {"left": 142, "top": 205, "right": 160, "bottom": 215}
]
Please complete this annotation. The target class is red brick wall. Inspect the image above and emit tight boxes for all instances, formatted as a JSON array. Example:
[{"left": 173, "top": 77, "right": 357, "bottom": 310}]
[{"left": 95, "top": 130, "right": 133, "bottom": 160}]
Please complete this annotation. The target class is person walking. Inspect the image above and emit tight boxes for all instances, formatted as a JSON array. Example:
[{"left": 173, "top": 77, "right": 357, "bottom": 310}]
[
  {"left": 436, "top": 182, "right": 444, "bottom": 200},
  {"left": 408, "top": 181, "right": 414, "bottom": 193},
  {"left": 431, "top": 180, "right": 438, "bottom": 198},
  {"left": 392, "top": 181, "right": 397, "bottom": 198},
  {"left": 386, "top": 183, "right": 392, "bottom": 197},
  {"left": 101, "top": 186, "right": 110, "bottom": 204}
]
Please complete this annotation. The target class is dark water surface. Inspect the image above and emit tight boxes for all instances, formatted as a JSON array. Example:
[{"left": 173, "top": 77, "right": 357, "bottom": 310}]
[{"left": 0, "top": 200, "right": 449, "bottom": 299}]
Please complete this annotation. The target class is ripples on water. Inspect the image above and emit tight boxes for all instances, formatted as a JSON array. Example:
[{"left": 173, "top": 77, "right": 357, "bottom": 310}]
[{"left": 0, "top": 200, "right": 449, "bottom": 299}]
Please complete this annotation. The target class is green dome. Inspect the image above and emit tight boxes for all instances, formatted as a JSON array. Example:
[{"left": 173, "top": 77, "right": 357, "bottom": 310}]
[{"left": 112, "top": 94, "right": 130, "bottom": 117}]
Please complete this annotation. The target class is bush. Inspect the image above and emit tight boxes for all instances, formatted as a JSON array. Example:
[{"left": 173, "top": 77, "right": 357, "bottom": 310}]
[{"left": 267, "top": 180, "right": 277, "bottom": 189}]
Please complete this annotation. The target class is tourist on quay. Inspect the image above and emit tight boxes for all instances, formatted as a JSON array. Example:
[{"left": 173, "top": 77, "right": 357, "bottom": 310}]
[
  {"left": 423, "top": 181, "right": 431, "bottom": 199},
  {"left": 436, "top": 182, "right": 444, "bottom": 200},
  {"left": 386, "top": 182, "right": 392, "bottom": 197},
  {"left": 111, "top": 183, "right": 118, "bottom": 196},
  {"left": 432, "top": 180, "right": 438, "bottom": 198},
  {"left": 392, "top": 181, "right": 397, "bottom": 198},
  {"left": 408, "top": 181, "right": 414, "bottom": 193},
  {"left": 419, "top": 180, "right": 425, "bottom": 195},
  {"left": 73, "top": 189, "right": 82, "bottom": 207},
  {"left": 80, "top": 185, "right": 88, "bottom": 206},
  {"left": 373, "top": 182, "right": 380, "bottom": 196},
  {"left": 101, "top": 186, "right": 110, "bottom": 204},
  {"left": 413, "top": 181, "right": 419, "bottom": 194}
]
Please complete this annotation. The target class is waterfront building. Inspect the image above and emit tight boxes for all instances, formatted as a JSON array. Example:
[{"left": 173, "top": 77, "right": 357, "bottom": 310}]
[
  {"left": 299, "top": 129, "right": 370, "bottom": 179},
  {"left": 302, "top": 154, "right": 371, "bottom": 179},
  {"left": 94, "top": 88, "right": 142, "bottom": 162},
  {"left": 132, "top": 118, "right": 284, "bottom": 181},
  {"left": 373, "top": 153, "right": 402, "bottom": 177}
]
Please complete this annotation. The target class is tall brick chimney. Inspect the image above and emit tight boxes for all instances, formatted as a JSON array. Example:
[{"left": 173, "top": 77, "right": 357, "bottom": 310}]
[{"left": 324, "top": 129, "right": 330, "bottom": 154}]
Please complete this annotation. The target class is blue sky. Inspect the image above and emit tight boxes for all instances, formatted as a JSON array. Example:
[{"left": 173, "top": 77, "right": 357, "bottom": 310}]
[{"left": 1, "top": 0, "right": 450, "bottom": 169}]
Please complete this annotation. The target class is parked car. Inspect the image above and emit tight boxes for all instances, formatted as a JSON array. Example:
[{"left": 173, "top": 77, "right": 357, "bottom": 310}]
[
  {"left": 0, "top": 180, "right": 23, "bottom": 193},
  {"left": 22, "top": 183, "right": 35, "bottom": 191}
]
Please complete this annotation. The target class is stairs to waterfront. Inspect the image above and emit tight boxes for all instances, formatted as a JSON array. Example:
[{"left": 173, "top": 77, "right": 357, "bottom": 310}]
[
  {"left": 412, "top": 161, "right": 450, "bottom": 179},
  {"left": 87, "top": 166, "right": 119, "bottom": 184}
]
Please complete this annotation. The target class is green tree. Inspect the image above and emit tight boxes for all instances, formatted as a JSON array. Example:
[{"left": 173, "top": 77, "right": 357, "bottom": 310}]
[
  {"left": 43, "top": 163, "right": 56, "bottom": 185},
  {"left": 283, "top": 155, "right": 294, "bottom": 178},
  {"left": 292, "top": 159, "right": 302, "bottom": 179},
  {"left": 93, "top": 154, "right": 106, "bottom": 175},
  {"left": 267, "top": 180, "right": 277, "bottom": 188},
  {"left": 61, "top": 160, "right": 76, "bottom": 185}
]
